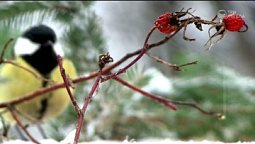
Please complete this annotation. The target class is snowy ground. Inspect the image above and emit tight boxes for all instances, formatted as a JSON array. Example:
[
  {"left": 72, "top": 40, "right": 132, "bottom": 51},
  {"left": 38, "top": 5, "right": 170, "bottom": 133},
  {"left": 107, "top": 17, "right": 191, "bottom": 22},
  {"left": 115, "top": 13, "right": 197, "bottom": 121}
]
[{"left": 2, "top": 139, "right": 255, "bottom": 144}]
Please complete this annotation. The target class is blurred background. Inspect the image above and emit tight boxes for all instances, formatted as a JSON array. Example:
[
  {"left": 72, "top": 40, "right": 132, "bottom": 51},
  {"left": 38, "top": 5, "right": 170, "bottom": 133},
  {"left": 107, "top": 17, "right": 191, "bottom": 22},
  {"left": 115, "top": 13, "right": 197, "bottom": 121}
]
[{"left": 0, "top": 1, "right": 255, "bottom": 142}]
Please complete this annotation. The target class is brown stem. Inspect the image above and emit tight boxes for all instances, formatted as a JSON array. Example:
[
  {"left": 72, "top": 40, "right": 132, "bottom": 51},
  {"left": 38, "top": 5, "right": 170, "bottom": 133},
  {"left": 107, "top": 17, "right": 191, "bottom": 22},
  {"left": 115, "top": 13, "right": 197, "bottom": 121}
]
[
  {"left": 57, "top": 55, "right": 81, "bottom": 115},
  {"left": 183, "top": 20, "right": 196, "bottom": 41},
  {"left": 113, "top": 76, "right": 176, "bottom": 110},
  {"left": 8, "top": 106, "right": 39, "bottom": 144},
  {"left": 178, "top": 61, "right": 198, "bottom": 68},
  {"left": 171, "top": 101, "right": 216, "bottom": 116},
  {"left": 146, "top": 52, "right": 198, "bottom": 71}
]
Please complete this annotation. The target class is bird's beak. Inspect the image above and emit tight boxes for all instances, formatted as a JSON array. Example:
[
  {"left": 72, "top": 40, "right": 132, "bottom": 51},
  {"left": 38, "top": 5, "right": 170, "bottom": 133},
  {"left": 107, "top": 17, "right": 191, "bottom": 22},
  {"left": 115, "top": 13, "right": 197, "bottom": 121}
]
[{"left": 45, "top": 40, "right": 53, "bottom": 47}]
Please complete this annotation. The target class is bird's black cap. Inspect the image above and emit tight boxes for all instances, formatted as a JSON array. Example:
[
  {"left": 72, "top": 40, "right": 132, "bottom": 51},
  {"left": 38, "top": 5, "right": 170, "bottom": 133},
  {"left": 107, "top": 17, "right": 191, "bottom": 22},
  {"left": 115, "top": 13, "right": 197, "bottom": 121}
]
[{"left": 22, "top": 24, "right": 57, "bottom": 44}]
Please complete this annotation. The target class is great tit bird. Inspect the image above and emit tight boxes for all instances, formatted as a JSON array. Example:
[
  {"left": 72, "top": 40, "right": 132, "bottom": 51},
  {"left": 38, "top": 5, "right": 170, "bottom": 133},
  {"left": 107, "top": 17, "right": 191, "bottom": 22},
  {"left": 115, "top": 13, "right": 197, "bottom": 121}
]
[{"left": 0, "top": 25, "right": 77, "bottom": 125}]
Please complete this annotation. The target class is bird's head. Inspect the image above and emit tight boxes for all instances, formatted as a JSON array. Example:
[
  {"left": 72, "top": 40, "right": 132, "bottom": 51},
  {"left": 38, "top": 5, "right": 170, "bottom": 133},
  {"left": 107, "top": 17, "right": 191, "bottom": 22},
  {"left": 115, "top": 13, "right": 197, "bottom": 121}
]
[{"left": 14, "top": 24, "right": 64, "bottom": 76}]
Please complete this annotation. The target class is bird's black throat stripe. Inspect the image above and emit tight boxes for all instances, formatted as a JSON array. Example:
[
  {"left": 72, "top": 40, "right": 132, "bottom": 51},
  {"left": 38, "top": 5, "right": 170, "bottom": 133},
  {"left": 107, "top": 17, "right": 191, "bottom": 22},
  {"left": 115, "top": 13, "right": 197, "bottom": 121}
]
[
  {"left": 37, "top": 97, "right": 49, "bottom": 120},
  {"left": 37, "top": 78, "right": 53, "bottom": 120},
  {"left": 22, "top": 44, "right": 58, "bottom": 77}
]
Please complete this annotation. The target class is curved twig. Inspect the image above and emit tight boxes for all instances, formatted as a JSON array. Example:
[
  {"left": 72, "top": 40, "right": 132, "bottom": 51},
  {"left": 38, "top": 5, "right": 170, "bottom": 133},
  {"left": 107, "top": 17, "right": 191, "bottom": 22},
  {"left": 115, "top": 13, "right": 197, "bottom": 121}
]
[
  {"left": 8, "top": 106, "right": 39, "bottom": 144},
  {"left": 0, "top": 38, "right": 14, "bottom": 61},
  {"left": 238, "top": 23, "right": 248, "bottom": 32}
]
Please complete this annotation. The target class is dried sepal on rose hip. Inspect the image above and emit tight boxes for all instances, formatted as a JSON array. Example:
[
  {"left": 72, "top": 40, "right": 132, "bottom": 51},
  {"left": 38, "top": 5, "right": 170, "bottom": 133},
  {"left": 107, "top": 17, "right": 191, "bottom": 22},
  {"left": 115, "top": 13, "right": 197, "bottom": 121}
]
[
  {"left": 154, "top": 12, "right": 178, "bottom": 34},
  {"left": 154, "top": 8, "right": 196, "bottom": 34},
  {"left": 223, "top": 14, "right": 248, "bottom": 32},
  {"left": 205, "top": 12, "right": 249, "bottom": 50}
]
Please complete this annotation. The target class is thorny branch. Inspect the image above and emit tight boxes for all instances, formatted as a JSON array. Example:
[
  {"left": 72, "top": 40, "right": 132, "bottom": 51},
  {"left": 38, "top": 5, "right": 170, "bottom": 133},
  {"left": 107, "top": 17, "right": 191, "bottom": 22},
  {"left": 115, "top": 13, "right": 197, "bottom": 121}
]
[
  {"left": 57, "top": 55, "right": 81, "bottom": 115},
  {"left": 59, "top": 51, "right": 114, "bottom": 143},
  {"left": 74, "top": 75, "right": 101, "bottom": 144}
]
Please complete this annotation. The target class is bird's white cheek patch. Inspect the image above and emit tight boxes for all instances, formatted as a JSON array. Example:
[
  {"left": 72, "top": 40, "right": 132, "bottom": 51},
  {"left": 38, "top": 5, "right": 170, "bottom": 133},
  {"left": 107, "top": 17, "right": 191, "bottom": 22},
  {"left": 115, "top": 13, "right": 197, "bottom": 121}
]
[{"left": 14, "top": 37, "right": 40, "bottom": 56}]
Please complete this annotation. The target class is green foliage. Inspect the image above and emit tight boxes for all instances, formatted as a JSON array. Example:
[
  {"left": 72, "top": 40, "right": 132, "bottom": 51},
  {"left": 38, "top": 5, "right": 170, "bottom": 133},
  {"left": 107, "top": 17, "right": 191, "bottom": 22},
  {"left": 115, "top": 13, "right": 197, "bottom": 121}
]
[
  {"left": 0, "top": 2, "right": 93, "bottom": 59},
  {"left": 62, "top": 10, "right": 106, "bottom": 72},
  {"left": 0, "top": 2, "right": 48, "bottom": 20},
  {"left": 0, "top": 27, "right": 18, "bottom": 59},
  {"left": 172, "top": 52, "right": 216, "bottom": 78}
]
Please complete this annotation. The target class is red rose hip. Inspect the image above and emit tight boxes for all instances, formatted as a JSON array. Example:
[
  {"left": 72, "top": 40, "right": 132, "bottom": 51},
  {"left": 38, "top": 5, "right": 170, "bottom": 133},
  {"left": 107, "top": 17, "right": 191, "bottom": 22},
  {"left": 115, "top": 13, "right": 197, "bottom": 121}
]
[
  {"left": 223, "top": 14, "right": 245, "bottom": 32},
  {"left": 154, "top": 12, "right": 177, "bottom": 34}
]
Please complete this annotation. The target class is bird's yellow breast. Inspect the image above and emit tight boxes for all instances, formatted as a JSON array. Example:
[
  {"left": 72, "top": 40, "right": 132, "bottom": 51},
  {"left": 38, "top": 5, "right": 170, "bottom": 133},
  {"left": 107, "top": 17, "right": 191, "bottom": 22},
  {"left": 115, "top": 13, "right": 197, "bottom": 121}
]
[{"left": 0, "top": 57, "right": 76, "bottom": 124}]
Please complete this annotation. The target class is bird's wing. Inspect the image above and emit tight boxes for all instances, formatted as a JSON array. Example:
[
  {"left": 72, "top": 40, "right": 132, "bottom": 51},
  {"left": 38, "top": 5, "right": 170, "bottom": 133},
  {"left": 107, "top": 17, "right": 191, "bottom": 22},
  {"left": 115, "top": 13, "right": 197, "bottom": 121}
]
[{"left": 0, "top": 58, "right": 43, "bottom": 123}]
